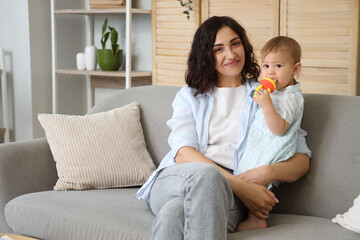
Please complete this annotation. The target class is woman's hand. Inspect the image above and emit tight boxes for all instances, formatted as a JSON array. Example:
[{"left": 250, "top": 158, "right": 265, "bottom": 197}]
[
  {"left": 233, "top": 181, "right": 279, "bottom": 219},
  {"left": 236, "top": 165, "right": 272, "bottom": 186}
]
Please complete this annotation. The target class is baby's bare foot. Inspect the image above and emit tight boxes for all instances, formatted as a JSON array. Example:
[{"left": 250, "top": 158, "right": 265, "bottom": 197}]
[{"left": 236, "top": 218, "right": 267, "bottom": 232}]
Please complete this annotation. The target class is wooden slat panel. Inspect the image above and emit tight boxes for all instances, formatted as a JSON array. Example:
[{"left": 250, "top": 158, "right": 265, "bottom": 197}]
[
  {"left": 205, "top": 0, "right": 280, "bottom": 55},
  {"left": 153, "top": 0, "right": 358, "bottom": 92},
  {"left": 157, "top": 75, "right": 186, "bottom": 86},
  {"left": 299, "top": 67, "right": 348, "bottom": 84},
  {"left": 157, "top": 69, "right": 186, "bottom": 77},
  {"left": 156, "top": 21, "right": 195, "bottom": 29},
  {"left": 288, "top": 0, "right": 352, "bottom": 3},
  {"left": 300, "top": 81, "right": 350, "bottom": 95},
  {"left": 156, "top": 35, "right": 194, "bottom": 43},
  {"left": 299, "top": 67, "right": 350, "bottom": 96},
  {"left": 157, "top": 49, "right": 189, "bottom": 57},
  {"left": 157, "top": 42, "right": 192, "bottom": 50},
  {"left": 287, "top": 12, "right": 351, "bottom": 21},
  {"left": 157, "top": 62, "right": 187, "bottom": 71},
  {"left": 287, "top": 28, "right": 349, "bottom": 36},
  {"left": 280, "top": 0, "right": 358, "bottom": 96},
  {"left": 156, "top": 55, "right": 188, "bottom": 64},
  {"left": 156, "top": 29, "right": 195, "bottom": 36},
  {"left": 152, "top": 0, "right": 200, "bottom": 86}
]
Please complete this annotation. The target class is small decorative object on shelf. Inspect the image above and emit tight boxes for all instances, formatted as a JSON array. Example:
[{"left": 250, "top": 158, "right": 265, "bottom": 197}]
[
  {"left": 97, "top": 18, "right": 123, "bottom": 71},
  {"left": 89, "top": 0, "right": 126, "bottom": 9},
  {"left": 76, "top": 52, "right": 86, "bottom": 70},
  {"left": 85, "top": 46, "right": 97, "bottom": 71}
]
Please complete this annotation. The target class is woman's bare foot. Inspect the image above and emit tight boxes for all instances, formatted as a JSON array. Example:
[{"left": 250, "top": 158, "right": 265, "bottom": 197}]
[{"left": 236, "top": 213, "right": 268, "bottom": 232}]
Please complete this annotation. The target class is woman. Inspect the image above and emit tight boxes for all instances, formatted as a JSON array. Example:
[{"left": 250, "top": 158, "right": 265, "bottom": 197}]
[{"left": 136, "top": 16, "right": 311, "bottom": 240}]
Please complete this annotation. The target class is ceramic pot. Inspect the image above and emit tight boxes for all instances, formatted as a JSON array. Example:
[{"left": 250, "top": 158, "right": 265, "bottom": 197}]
[
  {"left": 97, "top": 49, "right": 123, "bottom": 71},
  {"left": 85, "top": 46, "right": 97, "bottom": 71}
]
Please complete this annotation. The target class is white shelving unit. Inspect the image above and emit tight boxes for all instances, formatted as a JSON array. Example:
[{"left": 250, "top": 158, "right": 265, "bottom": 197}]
[
  {"left": 50, "top": 0, "right": 152, "bottom": 113},
  {"left": 0, "top": 48, "right": 9, "bottom": 143}
]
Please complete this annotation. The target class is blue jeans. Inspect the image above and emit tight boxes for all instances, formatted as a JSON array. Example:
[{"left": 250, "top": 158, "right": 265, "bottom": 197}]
[{"left": 149, "top": 162, "right": 247, "bottom": 240}]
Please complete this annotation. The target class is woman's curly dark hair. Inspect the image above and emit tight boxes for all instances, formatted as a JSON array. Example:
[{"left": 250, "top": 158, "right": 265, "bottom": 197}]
[{"left": 186, "top": 16, "right": 260, "bottom": 95}]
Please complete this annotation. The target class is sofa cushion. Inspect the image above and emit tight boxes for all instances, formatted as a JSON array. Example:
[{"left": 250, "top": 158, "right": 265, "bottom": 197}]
[
  {"left": 38, "top": 102, "right": 156, "bottom": 190},
  {"left": 5, "top": 190, "right": 358, "bottom": 240},
  {"left": 228, "top": 214, "right": 359, "bottom": 240},
  {"left": 87, "top": 86, "right": 181, "bottom": 167},
  {"left": 5, "top": 189, "right": 154, "bottom": 240}
]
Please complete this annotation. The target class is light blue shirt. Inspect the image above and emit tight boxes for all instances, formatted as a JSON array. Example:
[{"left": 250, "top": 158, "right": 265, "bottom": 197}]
[{"left": 136, "top": 79, "right": 311, "bottom": 205}]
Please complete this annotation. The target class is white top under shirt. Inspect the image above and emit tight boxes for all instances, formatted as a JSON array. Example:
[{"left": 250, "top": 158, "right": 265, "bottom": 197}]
[{"left": 204, "top": 85, "right": 247, "bottom": 169}]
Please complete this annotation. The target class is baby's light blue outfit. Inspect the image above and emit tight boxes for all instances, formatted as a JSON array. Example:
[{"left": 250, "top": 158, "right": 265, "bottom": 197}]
[{"left": 234, "top": 83, "right": 304, "bottom": 181}]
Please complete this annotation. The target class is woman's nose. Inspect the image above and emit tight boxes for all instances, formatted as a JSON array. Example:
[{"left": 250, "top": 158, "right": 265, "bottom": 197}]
[{"left": 225, "top": 48, "right": 235, "bottom": 58}]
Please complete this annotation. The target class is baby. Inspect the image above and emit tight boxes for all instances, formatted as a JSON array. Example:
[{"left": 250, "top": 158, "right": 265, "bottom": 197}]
[{"left": 234, "top": 36, "right": 304, "bottom": 231}]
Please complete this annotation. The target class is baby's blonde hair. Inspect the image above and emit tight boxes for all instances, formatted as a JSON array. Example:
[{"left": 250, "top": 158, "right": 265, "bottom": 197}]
[{"left": 260, "top": 36, "right": 302, "bottom": 64}]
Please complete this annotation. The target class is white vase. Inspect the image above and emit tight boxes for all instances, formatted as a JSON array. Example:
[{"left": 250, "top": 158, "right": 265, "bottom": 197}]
[
  {"left": 76, "top": 53, "right": 86, "bottom": 70},
  {"left": 85, "top": 45, "right": 97, "bottom": 71}
]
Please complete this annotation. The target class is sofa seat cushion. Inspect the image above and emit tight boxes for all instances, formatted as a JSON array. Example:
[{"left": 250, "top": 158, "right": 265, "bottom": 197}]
[
  {"left": 5, "top": 188, "right": 154, "bottom": 240},
  {"left": 228, "top": 213, "right": 359, "bottom": 240},
  {"left": 5, "top": 190, "right": 358, "bottom": 240}
]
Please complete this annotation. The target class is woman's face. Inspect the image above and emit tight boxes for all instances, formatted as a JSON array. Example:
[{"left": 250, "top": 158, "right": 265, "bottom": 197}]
[{"left": 212, "top": 26, "right": 245, "bottom": 86}]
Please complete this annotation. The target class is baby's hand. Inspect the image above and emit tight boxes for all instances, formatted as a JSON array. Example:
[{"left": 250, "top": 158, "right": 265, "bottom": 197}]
[{"left": 254, "top": 90, "right": 273, "bottom": 110}]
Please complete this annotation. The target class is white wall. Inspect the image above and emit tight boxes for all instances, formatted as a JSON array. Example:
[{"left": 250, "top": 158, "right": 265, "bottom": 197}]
[
  {"left": 0, "top": 0, "right": 86, "bottom": 141},
  {"left": 0, "top": 0, "right": 33, "bottom": 141},
  {"left": 29, "top": 0, "right": 52, "bottom": 139}
]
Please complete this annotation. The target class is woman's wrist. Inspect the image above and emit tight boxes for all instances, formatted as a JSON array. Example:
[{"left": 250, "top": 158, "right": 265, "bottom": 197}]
[
  {"left": 228, "top": 174, "right": 247, "bottom": 196},
  {"left": 264, "top": 164, "right": 276, "bottom": 184}
]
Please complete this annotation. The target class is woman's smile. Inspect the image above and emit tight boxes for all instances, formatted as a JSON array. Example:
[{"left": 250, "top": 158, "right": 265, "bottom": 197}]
[{"left": 224, "top": 60, "right": 239, "bottom": 67}]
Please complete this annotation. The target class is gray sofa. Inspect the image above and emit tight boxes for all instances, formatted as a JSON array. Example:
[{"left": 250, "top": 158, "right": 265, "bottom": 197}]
[{"left": 0, "top": 85, "right": 359, "bottom": 240}]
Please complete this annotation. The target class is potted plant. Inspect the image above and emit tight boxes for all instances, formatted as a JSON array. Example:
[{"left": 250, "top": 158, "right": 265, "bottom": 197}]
[
  {"left": 97, "top": 18, "right": 123, "bottom": 71},
  {"left": 177, "top": 0, "right": 193, "bottom": 20}
]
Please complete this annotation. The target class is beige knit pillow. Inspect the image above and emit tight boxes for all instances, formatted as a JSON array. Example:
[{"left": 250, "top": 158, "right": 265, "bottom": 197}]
[{"left": 38, "top": 102, "right": 156, "bottom": 191}]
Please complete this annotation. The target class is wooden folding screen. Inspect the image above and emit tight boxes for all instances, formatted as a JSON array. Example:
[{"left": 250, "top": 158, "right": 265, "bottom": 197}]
[
  {"left": 152, "top": 0, "right": 201, "bottom": 86},
  {"left": 152, "top": 0, "right": 359, "bottom": 96},
  {"left": 280, "top": 0, "right": 359, "bottom": 95}
]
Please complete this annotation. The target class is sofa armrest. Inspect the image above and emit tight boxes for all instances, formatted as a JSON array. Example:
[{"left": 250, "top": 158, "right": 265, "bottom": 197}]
[{"left": 0, "top": 138, "right": 57, "bottom": 232}]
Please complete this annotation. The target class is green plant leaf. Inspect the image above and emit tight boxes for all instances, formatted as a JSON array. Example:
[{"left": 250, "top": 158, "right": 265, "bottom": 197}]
[
  {"left": 111, "top": 44, "right": 119, "bottom": 55},
  {"left": 102, "top": 32, "right": 110, "bottom": 49},
  {"left": 109, "top": 27, "right": 118, "bottom": 46},
  {"left": 102, "top": 18, "right": 108, "bottom": 36},
  {"left": 178, "top": 0, "right": 193, "bottom": 20}
]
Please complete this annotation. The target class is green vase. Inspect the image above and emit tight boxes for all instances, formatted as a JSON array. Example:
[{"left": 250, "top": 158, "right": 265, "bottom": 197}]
[{"left": 97, "top": 49, "right": 123, "bottom": 71}]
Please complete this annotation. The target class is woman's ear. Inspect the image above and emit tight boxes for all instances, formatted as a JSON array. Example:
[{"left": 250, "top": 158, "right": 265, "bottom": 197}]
[{"left": 293, "top": 62, "right": 301, "bottom": 76}]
